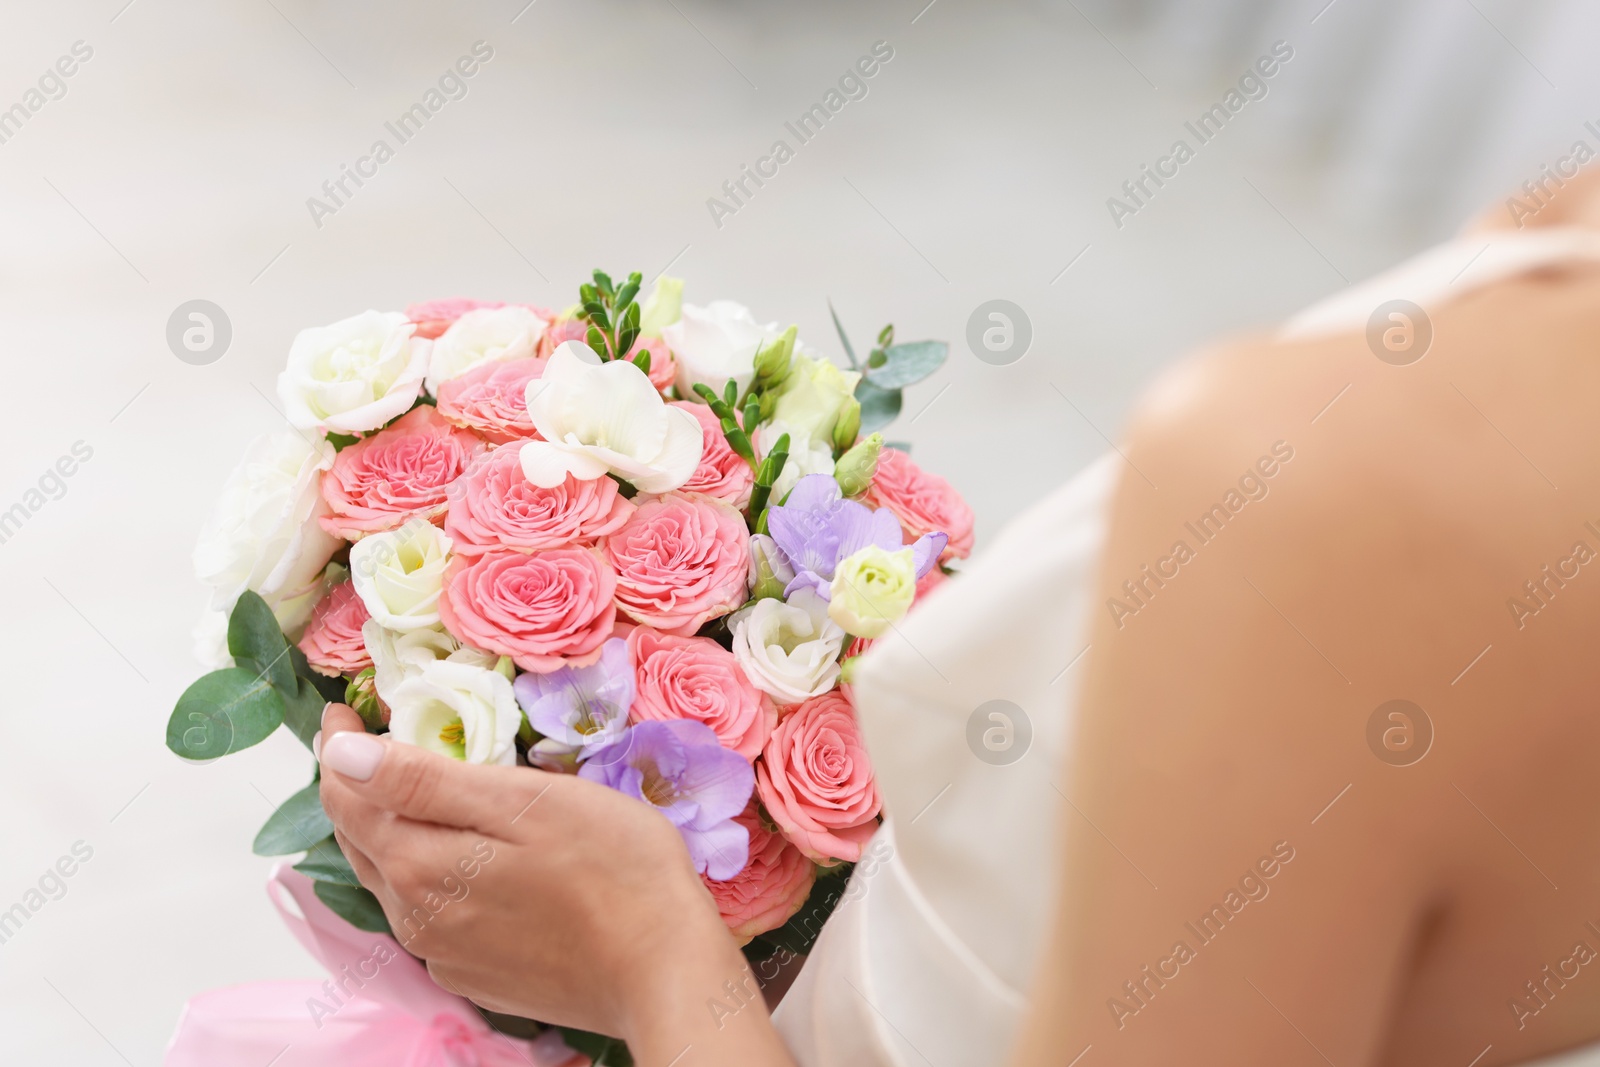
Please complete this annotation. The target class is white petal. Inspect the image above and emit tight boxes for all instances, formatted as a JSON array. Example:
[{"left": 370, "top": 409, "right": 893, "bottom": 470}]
[{"left": 630, "top": 405, "right": 706, "bottom": 493}]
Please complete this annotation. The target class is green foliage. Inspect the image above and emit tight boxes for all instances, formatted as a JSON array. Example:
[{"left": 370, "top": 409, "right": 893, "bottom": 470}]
[
  {"left": 294, "top": 836, "right": 363, "bottom": 887},
  {"left": 746, "top": 432, "right": 790, "bottom": 526},
  {"left": 830, "top": 309, "right": 947, "bottom": 434},
  {"left": 313, "top": 882, "right": 391, "bottom": 934},
  {"left": 228, "top": 592, "right": 295, "bottom": 692},
  {"left": 691, "top": 382, "right": 755, "bottom": 463},
  {"left": 253, "top": 781, "right": 334, "bottom": 856},
  {"left": 166, "top": 668, "right": 285, "bottom": 761},
  {"left": 864, "top": 340, "right": 948, "bottom": 390},
  {"left": 854, "top": 378, "right": 903, "bottom": 434},
  {"left": 577, "top": 269, "right": 648, "bottom": 361}
]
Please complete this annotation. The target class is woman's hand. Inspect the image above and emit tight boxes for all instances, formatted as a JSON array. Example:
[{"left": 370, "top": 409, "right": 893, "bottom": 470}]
[{"left": 316, "top": 702, "right": 796, "bottom": 1067}]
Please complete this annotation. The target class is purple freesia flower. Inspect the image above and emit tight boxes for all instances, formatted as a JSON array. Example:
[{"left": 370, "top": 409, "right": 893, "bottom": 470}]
[
  {"left": 512, "top": 637, "right": 633, "bottom": 767},
  {"left": 579, "top": 719, "right": 754, "bottom": 880},
  {"left": 767, "top": 473, "right": 947, "bottom": 600}
]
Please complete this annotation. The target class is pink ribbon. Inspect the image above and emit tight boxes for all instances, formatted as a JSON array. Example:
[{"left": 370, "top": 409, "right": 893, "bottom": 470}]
[{"left": 163, "top": 864, "right": 588, "bottom": 1067}]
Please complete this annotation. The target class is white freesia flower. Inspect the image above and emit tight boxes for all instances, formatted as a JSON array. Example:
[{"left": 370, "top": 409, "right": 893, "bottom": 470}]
[
  {"left": 756, "top": 420, "right": 836, "bottom": 504},
  {"left": 520, "top": 342, "right": 703, "bottom": 493},
  {"left": 387, "top": 659, "right": 521, "bottom": 765},
  {"left": 426, "top": 306, "right": 548, "bottom": 394},
  {"left": 277, "top": 310, "right": 429, "bottom": 434},
  {"left": 348, "top": 520, "right": 452, "bottom": 632},
  {"left": 364, "top": 620, "right": 498, "bottom": 707},
  {"left": 729, "top": 587, "right": 846, "bottom": 704},
  {"left": 828, "top": 544, "right": 917, "bottom": 638},
  {"left": 193, "top": 428, "right": 341, "bottom": 644},
  {"left": 663, "top": 300, "right": 784, "bottom": 396}
]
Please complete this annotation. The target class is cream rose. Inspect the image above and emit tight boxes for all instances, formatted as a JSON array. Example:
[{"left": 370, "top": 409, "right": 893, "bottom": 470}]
[
  {"left": 729, "top": 588, "right": 846, "bottom": 705},
  {"left": 426, "top": 306, "right": 548, "bottom": 394},
  {"left": 663, "top": 300, "right": 784, "bottom": 396},
  {"left": 277, "top": 310, "right": 430, "bottom": 434},
  {"left": 828, "top": 544, "right": 917, "bottom": 638},
  {"left": 387, "top": 658, "right": 521, "bottom": 765},
  {"left": 192, "top": 428, "right": 341, "bottom": 641},
  {"left": 348, "top": 519, "right": 452, "bottom": 632}
]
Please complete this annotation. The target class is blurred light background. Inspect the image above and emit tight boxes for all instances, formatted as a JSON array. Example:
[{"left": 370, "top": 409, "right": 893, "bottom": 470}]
[{"left": 1, "top": 0, "right": 1591, "bottom": 1060}]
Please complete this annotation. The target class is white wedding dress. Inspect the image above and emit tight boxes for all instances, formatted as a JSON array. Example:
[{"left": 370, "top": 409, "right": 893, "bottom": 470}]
[{"left": 771, "top": 226, "right": 1600, "bottom": 1066}]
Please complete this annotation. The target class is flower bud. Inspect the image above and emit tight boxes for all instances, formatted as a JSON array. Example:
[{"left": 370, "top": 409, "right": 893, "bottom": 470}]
[
  {"left": 344, "top": 667, "right": 388, "bottom": 730},
  {"left": 747, "top": 533, "right": 795, "bottom": 601},
  {"left": 753, "top": 325, "right": 798, "bottom": 389},
  {"left": 833, "top": 432, "right": 882, "bottom": 497},
  {"left": 639, "top": 276, "right": 684, "bottom": 336},
  {"left": 831, "top": 399, "right": 862, "bottom": 454}
]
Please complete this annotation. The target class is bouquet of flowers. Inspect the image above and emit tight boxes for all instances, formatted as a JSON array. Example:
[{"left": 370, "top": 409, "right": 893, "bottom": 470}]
[{"left": 166, "top": 270, "right": 975, "bottom": 1064}]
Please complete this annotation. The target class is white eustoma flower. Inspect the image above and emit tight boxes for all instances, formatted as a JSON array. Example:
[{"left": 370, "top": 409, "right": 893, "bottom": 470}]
[
  {"left": 756, "top": 420, "right": 836, "bottom": 505},
  {"left": 519, "top": 343, "right": 703, "bottom": 493},
  {"left": 193, "top": 428, "right": 340, "bottom": 640},
  {"left": 387, "top": 659, "right": 521, "bottom": 765},
  {"left": 426, "top": 306, "right": 548, "bottom": 394},
  {"left": 729, "top": 588, "right": 846, "bottom": 704},
  {"left": 663, "top": 300, "right": 784, "bottom": 397},
  {"left": 348, "top": 519, "right": 452, "bottom": 632},
  {"left": 364, "top": 620, "right": 498, "bottom": 707},
  {"left": 277, "top": 310, "right": 430, "bottom": 434},
  {"left": 828, "top": 544, "right": 917, "bottom": 638}
]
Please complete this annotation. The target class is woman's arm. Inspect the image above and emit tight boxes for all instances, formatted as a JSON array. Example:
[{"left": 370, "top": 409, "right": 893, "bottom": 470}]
[{"left": 317, "top": 702, "right": 797, "bottom": 1067}]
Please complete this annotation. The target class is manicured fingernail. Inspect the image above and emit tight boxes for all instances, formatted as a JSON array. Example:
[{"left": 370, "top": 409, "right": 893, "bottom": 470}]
[
  {"left": 321, "top": 702, "right": 335, "bottom": 729},
  {"left": 321, "top": 732, "right": 384, "bottom": 782},
  {"left": 312, "top": 731, "right": 322, "bottom": 761}
]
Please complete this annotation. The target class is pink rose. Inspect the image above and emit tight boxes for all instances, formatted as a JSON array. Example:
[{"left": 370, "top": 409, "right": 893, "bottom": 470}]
[
  {"left": 407, "top": 298, "right": 505, "bottom": 340},
  {"left": 434, "top": 357, "right": 546, "bottom": 444},
  {"left": 603, "top": 494, "right": 749, "bottom": 636},
  {"left": 296, "top": 580, "right": 372, "bottom": 677},
  {"left": 864, "top": 447, "right": 975, "bottom": 560},
  {"left": 703, "top": 803, "right": 816, "bottom": 945},
  {"left": 407, "top": 299, "right": 553, "bottom": 341},
  {"left": 536, "top": 318, "right": 590, "bottom": 358},
  {"left": 445, "top": 444, "right": 634, "bottom": 556},
  {"left": 627, "top": 334, "right": 678, "bottom": 394},
  {"left": 672, "top": 401, "right": 754, "bottom": 507},
  {"left": 439, "top": 548, "right": 618, "bottom": 673},
  {"left": 320, "top": 406, "right": 483, "bottom": 539},
  {"left": 627, "top": 628, "right": 776, "bottom": 759},
  {"left": 756, "top": 689, "right": 882, "bottom": 865}
]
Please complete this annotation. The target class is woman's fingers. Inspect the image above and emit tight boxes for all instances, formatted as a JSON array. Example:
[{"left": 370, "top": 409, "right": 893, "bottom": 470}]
[{"left": 319, "top": 726, "right": 556, "bottom": 838}]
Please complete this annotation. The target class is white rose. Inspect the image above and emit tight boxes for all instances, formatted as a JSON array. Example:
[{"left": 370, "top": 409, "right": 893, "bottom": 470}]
[
  {"left": 364, "top": 620, "right": 498, "bottom": 707},
  {"left": 519, "top": 343, "right": 703, "bottom": 493},
  {"left": 770, "top": 353, "right": 862, "bottom": 445},
  {"left": 729, "top": 588, "right": 846, "bottom": 704},
  {"left": 387, "top": 659, "right": 521, "bottom": 765},
  {"left": 426, "top": 306, "right": 548, "bottom": 394},
  {"left": 191, "top": 610, "right": 233, "bottom": 671},
  {"left": 663, "top": 300, "right": 784, "bottom": 397},
  {"left": 193, "top": 428, "right": 341, "bottom": 640},
  {"left": 348, "top": 520, "right": 452, "bottom": 631},
  {"left": 277, "top": 310, "right": 429, "bottom": 434},
  {"left": 756, "top": 420, "right": 836, "bottom": 504},
  {"left": 828, "top": 544, "right": 917, "bottom": 638}
]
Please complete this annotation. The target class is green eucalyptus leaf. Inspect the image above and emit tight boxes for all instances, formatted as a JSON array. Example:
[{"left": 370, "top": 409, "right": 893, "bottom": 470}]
[
  {"left": 326, "top": 432, "right": 360, "bottom": 451},
  {"left": 865, "top": 341, "right": 948, "bottom": 389},
  {"left": 313, "top": 882, "right": 391, "bottom": 934},
  {"left": 294, "top": 836, "right": 363, "bottom": 887},
  {"left": 558, "top": 1029, "right": 635, "bottom": 1067},
  {"left": 884, "top": 440, "right": 913, "bottom": 455},
  {"left": 227, "top": 592, "right": 295, "bottom": 692},
  {"left": 854, "top": 378, "right": 903, "bottom": 434},
  {"left": 291, "top": 644, "right": 347, "bottom": 705},
  {"left": 166, "top": 668, "right": 286, "bottom": 761},
  {"left": 253, "top": 782, "right": 333, "bottom": 856}
]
